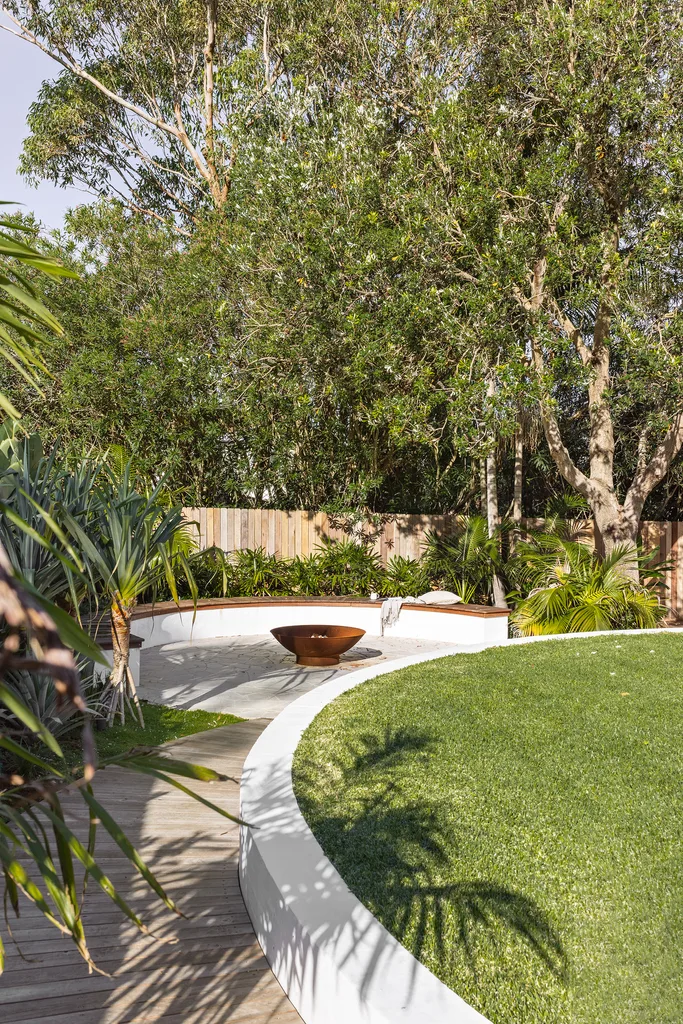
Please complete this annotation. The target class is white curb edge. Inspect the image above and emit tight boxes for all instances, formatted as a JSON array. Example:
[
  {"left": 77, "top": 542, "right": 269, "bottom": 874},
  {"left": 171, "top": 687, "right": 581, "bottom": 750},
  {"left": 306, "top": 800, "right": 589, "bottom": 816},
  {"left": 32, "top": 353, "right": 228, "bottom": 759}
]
[{"left": 238, "top": 627, "right": 681, "bottom": 1024}]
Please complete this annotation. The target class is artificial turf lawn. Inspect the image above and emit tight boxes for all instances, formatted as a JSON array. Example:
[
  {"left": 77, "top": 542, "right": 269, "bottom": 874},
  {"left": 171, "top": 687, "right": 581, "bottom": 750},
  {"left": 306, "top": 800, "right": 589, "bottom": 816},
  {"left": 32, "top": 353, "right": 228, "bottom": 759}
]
[{"left": 292, "top": 634, "right": 683, "bottom": 1024}]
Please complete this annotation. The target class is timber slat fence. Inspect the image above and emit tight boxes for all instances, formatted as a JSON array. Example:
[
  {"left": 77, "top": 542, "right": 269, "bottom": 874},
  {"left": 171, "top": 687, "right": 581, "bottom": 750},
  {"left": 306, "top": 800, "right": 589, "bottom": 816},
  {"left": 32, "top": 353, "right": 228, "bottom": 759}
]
[{"left": 182, "top": 508, "right": 683, "bottom": 622}]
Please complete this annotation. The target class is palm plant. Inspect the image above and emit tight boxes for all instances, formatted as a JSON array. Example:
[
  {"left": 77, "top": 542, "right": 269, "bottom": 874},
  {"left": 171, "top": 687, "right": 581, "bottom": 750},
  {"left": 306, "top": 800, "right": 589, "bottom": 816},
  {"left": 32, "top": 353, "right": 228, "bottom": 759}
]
[
  {"left": 314, "top": 537, "right": 382, "bottom": 595},
  {"left": 63, "top": 465, "right": 196, "bottom": 724},
  {"left": 230, "top": 546, "right": 294, "bottom": 596},
  {"left": 290, "top": 552, "right": 326, "bottom": 595},
  {"left": 380, "top": 555, "right": 432, "bottom": 598},
  {"left": 0, "top": 538, "right": 241, "bottom": 974},
  {"left": 509, "top": 537, "right": 665, "bottom": 635},
  {"left": 423, "top": 515, "right": 511, "bottom": 604}
]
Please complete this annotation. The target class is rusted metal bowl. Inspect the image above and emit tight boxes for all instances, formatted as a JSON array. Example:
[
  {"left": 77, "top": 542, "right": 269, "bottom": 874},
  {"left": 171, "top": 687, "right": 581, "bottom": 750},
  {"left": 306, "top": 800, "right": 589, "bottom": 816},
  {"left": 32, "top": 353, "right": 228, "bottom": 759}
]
[{"left": 270, "top": 624, "right": 366, "bottom": 666}]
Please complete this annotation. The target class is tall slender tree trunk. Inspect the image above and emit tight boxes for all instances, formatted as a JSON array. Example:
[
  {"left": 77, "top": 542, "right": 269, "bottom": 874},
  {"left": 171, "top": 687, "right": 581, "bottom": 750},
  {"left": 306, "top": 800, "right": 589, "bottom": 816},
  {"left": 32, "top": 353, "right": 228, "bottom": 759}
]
[
  {"left": 486, "top": 378, "right": 508, "bottom": 609},
  {"left": 512, "top": 424, "right": 523, "bottom": 549},
  {"left": 479, "top": 459, "right": 487, "bottom": 514},
  {"left": 485, "top": 449, "right": 508, "bottom": 608}
]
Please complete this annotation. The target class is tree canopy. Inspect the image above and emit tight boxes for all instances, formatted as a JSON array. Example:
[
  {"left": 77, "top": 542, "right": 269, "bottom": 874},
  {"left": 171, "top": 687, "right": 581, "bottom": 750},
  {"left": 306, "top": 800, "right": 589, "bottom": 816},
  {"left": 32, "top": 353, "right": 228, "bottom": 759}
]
[{"left": 4, "top": 0, "right": 683, "bottom": 527}]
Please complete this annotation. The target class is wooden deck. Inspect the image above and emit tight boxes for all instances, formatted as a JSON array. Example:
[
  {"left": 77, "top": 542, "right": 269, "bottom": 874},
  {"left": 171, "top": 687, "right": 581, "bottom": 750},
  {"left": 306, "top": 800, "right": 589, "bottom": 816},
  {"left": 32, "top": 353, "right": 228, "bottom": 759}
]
[{"left": 0, "top": 721, "right": 301, "bottom": 1024}]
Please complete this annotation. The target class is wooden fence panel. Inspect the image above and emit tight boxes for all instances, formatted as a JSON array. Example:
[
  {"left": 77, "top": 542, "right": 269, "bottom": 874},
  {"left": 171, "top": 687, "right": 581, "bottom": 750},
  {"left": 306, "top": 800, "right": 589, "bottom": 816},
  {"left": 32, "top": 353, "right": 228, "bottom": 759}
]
[{"left": 181, "top": 508, "right": 683, "bottom": 621}]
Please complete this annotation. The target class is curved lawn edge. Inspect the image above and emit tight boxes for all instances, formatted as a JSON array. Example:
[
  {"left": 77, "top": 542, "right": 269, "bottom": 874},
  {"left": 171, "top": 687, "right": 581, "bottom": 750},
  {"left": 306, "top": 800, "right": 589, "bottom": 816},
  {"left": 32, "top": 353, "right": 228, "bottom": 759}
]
[{"left": 238, "top": 627, "right": 682, "bottom": 1024}]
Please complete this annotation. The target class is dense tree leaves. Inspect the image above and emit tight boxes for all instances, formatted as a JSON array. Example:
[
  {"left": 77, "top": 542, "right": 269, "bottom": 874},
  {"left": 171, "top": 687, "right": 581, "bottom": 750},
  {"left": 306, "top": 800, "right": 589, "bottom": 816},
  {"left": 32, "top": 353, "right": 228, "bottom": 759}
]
[{"left": 6, "top": 0, "right": 683, "bottom": 523}]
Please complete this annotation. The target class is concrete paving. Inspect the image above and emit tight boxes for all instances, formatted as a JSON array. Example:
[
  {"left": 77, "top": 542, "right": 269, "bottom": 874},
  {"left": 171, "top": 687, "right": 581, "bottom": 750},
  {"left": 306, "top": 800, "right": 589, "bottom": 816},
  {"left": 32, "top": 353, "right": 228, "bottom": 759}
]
[{"left": 139, "top": 633, "right": 461, "bottom": 719}]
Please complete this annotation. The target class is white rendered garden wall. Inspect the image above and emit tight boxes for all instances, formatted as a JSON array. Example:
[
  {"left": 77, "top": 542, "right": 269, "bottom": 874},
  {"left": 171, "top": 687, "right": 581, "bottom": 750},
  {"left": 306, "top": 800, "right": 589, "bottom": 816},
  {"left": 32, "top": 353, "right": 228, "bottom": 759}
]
[
  {"left": 132, "top": 600, "right": 509, "bottom": 649},
  {"left": 239, "top": 649, "right": 491, "bottom": 1024}
]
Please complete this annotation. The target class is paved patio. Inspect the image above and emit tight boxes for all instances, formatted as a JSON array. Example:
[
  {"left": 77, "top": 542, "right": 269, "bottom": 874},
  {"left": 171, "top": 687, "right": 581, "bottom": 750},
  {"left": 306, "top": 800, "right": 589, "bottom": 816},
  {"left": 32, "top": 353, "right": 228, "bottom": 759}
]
[{"left": 139, "top": 633, "right": 461, "bottom": 719}]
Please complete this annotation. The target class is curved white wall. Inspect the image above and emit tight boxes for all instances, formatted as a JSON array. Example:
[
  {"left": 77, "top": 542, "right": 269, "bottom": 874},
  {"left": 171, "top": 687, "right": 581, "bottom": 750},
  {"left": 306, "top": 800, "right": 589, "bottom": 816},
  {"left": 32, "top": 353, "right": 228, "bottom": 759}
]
[
  {"left": 238, "top": 625, "right": 680, "bottom": 1024},
  {"left": 239, "top": 649, "right": 491, "bottom": 1024},
  {"left": 132, "top": 601, "right": 509, "bottom": 650}
]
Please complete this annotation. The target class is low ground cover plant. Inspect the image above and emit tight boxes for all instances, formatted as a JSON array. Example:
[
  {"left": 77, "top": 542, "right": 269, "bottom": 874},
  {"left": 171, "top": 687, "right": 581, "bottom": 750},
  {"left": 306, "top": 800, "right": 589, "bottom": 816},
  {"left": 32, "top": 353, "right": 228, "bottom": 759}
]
[{"left": 293, "top": 634, "right": 683, "bottom": 1024}]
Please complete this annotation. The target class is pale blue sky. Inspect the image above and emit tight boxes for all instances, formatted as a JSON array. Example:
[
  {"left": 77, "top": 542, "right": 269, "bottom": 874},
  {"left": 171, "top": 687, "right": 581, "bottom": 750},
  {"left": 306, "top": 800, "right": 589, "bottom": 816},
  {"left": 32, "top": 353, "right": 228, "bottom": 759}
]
[{"left": 0, "top": 25, "right": 87, "bottom": 230}]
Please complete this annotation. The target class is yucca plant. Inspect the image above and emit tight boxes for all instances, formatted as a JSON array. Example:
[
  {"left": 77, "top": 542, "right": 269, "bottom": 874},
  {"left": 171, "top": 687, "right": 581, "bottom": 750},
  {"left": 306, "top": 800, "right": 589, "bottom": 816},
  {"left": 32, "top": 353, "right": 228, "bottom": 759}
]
[
  {"left": 62, "top": 465, "right": 197, "bottom": 724},
  {"left": 509, "top": 537, "right": 665, "bottom": 635}
]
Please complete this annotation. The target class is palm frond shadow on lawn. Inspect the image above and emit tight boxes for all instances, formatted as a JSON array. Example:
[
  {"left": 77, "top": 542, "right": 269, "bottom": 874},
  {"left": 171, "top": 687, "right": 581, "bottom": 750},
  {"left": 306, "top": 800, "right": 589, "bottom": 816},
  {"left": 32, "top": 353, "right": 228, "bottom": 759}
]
[{"left": 295, "top": 726, "right": 568, "bottom": 990}]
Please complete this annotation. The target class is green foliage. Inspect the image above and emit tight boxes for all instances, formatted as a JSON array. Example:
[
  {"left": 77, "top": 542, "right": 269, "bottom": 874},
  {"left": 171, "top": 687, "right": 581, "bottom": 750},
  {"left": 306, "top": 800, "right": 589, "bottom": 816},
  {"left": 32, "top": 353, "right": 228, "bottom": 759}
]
[
  {"left": 312, "top": 538, "right": 382, "bottom": 596},
  {"left": 228, "top": 547, "right": 294, "bottom": 597},
  {"left": 0, "top": 542, "right": 239, "bottom": 975},
  {"left": 509, "top": 539, "right": 665, "bottom": 635},
  {"left": 0, "top": 443, "right": 99, "bottom": 608},
  {"left": 0, "top": 202, "right": 77, "bottom": 418},
  {"left": 423, "top": 516, "right": 510, "bottom": 604},
  {"left": 380, "top": 555, "right": 431, "bottom": 598}
]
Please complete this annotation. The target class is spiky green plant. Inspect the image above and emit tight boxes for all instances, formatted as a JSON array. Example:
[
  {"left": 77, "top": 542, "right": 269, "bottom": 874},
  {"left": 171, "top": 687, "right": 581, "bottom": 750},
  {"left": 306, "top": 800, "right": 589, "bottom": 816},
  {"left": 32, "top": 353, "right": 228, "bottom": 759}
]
[
  {"left": 423, "top": 515, "right": 510, "bottom": 604},
  {"left": 229, "top": 546, "right": 294, "bottom": 596},
  {"left": 509, "top": 538, "right": 665, "bottom": 635},
  {"left": 62, "top": 465, "right": 196, "bottom": 724},
  {"left": 314, "top": 537, "right": 382, "bottom": 596},
  {"left": 0, "top": 203, "right": 77, "bottom": 418},
  {"left": 0, "top": 539, "right": 241, "bottom": 975},
  {"left": 380, "top": 555, "right": 432, "bottom": 598}
]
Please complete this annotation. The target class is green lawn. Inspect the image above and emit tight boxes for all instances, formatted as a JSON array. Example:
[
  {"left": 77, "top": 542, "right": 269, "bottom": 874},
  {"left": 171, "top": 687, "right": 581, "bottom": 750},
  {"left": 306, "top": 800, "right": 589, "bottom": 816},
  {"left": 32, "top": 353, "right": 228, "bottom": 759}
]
[
  {"left": 94, "top": 702, "right": 243, "bottom": 760},
  {"left": 293, "top": 634, "right": 683, "bottom": 1024},
  {"left": 59, "top": 702, "right": 243, "bottom": 772}
]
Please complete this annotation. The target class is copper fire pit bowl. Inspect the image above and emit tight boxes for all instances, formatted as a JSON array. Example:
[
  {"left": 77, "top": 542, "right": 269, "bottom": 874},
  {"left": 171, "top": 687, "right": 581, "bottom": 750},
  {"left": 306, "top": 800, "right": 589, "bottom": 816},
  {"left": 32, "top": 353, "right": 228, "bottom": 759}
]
[{"left": 270, "top": 624, "right": 366, "bottom": 666}]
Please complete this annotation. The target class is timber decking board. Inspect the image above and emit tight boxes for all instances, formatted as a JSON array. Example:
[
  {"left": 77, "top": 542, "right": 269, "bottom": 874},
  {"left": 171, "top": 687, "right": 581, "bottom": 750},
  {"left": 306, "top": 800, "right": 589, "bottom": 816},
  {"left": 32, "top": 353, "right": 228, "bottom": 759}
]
[{"left": 0, "top": 721, "right": 301, "bottom": 1024}]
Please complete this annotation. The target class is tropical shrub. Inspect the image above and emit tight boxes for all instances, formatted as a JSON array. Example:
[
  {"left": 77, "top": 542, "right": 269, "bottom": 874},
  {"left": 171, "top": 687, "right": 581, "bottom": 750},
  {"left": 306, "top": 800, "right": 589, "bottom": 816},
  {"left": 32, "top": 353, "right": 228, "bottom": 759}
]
[
  {"left": 0, "top": 537, "right": 239, "bottom": 974},
  {"left": 228, "top": 547, "right": 294, "bottom": 596},
  {"left": 509, "top": 539, "right": 665, "bottom": 636},
  {"left": 313, "top": 537, "right": 382, "bottom": 596},
  {"left": 0, "top": 444, "right": 100, "bottom": 610},
  {"left": 290, "top": 553, "right": 327, "bottom": 596},
  {"left": 423, "top": 516, "right": 510, "bottom": 604},
  {"left": 380, "top": 555, "right": 431, "bottom": 598},
  {"left": 63, "top": 465, "right": 196, "bottom": 723}
]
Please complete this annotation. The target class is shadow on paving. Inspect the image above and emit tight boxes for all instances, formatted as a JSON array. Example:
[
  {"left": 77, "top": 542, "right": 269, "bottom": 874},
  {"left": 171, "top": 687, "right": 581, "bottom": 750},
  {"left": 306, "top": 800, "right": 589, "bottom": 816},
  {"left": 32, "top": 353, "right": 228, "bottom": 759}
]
[{"left": 0, "top": 721, "right": 300, "bottom": 1024}]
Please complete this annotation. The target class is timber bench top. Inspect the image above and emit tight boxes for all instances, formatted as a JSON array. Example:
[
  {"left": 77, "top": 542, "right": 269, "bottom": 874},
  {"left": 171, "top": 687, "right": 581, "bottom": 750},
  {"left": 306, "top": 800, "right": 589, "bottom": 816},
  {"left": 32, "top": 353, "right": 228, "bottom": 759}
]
[{"left": 132, "top": 595, "right": 510, "bottom": 619}]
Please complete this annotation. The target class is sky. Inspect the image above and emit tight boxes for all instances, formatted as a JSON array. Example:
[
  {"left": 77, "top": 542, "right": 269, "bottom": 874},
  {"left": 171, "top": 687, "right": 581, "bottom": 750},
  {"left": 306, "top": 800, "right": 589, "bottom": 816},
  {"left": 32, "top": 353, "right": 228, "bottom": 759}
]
[{"left": 0, "top": 25, "right": 87, "bottom": 231}]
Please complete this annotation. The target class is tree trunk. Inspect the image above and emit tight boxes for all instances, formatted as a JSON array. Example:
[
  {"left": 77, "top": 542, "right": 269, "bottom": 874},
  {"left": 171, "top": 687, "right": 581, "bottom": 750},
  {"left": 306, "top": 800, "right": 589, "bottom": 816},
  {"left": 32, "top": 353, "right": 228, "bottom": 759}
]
[
  {"left": 512, "top": 425, "right": 523, "bottom": 549},
  {"left": 520, "top": 255, "right": 683, "bottom": 587},
  {"left": 592, "top": 502, "right": 640, "bottom": 580},
  {"left": 105, "top": 600, "right": 144, "bottom": 725},
  {"left": 485, "top": 377, "right": 508, "bottom": 609}
]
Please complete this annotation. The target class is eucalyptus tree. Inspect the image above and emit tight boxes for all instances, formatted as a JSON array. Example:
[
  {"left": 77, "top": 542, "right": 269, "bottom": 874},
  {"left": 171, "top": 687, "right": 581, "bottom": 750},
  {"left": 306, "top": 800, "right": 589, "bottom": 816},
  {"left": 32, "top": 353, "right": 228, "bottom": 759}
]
[{"left": 1, "top": 0, "right": 317, "bottom": 227}]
